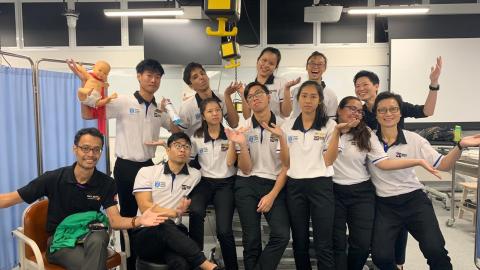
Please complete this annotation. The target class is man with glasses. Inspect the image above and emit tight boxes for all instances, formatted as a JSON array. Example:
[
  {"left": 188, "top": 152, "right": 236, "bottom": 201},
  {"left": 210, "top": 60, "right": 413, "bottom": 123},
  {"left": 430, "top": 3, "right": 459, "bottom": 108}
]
[
  {"left": 353, "top": 57, "right": 442, "bottom": 270},
  {"left": 290, "top": 51, "right": 338, "bottom": 118},
  {"left": 132, "top": 132, "right": 221, "bottom": 270},
  {"left": 0, "top": 127, "right": 167, "bottom": 270},
  {"left": 353, "top": 56, "right": 442, "bottom": 130},
  {"left": 227, "top": 82, "right": 290, "bottom": 270}
]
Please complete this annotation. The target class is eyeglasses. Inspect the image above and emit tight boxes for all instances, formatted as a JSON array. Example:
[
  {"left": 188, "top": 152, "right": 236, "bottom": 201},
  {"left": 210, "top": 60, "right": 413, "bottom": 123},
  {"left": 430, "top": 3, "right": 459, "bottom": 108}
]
[
  {"left": 376, "top": 106, "right": 400, "bottom": 114},
  {"left": 307, "top": 62, "right": 326, "bottom": 68},
  {"left": 344, "top": 105, "right": 365, "bottom": 116},
  {"left": 77, "top": 145, "right": 102, "bottom": 154},
  {"left": 172, "top": 142, "right": 191, "bottom": 151},
  {"left": 246, "top": 90, "right": 267, "bottom": 102}
]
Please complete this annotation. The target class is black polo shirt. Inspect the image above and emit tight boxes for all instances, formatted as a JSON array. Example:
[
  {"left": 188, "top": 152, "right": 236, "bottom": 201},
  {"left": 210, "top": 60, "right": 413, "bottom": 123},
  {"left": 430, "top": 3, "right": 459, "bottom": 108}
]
[
  {"left": 363, "top": 101, "right": 426, "bottom": 130},
  {"left": 17, "top": 163, "right": 117, "bottom": 234}
]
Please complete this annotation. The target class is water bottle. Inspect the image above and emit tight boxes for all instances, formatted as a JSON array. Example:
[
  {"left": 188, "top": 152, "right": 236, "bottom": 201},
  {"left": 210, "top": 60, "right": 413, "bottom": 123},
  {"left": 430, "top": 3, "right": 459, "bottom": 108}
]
[
  {"left": 454, "top": 125, "right": 462, "bottom": 142},
  {"left": 164, "top": 97, "right": 183, "bottom": 126}
]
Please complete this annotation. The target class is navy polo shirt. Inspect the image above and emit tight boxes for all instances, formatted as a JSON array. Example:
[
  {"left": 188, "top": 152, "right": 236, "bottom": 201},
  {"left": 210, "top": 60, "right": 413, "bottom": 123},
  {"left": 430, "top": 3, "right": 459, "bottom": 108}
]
[{"left": 17, "top": 163, "right": 117, "bottom": 234}]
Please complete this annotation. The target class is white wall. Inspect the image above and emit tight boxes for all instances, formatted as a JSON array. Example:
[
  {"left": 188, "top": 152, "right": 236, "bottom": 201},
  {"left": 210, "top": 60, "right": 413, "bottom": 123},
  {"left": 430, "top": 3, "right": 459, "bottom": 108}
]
[{"left": 391, "top": 38, "right": 480, "bottom": 123}]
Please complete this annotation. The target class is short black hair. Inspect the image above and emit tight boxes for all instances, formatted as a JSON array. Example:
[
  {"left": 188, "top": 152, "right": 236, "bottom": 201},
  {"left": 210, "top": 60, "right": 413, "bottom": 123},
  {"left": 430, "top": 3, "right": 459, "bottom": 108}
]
[
  {"left": 306, "top": 51, "right": 327, "bottom": 67},
  {"left": 167, "top": 132, "right": 192, "bottom": 147},
  {"left": 257, "top": 47, "right": 281, "bottom": 68},
  {"left": 74, "top": 128, "right": 104, "bottom": 147},
  {"left": 353, "top": 70, "right": 379, "bottom": 85},
  {"left": 372, "top": 91, "right": 404, "bottom": 116},
  {"left": 183, "top": 62, "right": 205, "bottom": 85},
  {"left": 243, "top": 81, "right": 269, "bottom": 100},
  {"left": 136, "top": 59, "right": 165, "bottom": 76}
]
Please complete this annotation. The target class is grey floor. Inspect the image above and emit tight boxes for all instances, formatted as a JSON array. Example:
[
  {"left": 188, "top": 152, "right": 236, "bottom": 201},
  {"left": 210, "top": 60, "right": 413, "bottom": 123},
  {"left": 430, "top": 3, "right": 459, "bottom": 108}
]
[{"left": 202, "top": 197, "right": 478, "bottom": 270}]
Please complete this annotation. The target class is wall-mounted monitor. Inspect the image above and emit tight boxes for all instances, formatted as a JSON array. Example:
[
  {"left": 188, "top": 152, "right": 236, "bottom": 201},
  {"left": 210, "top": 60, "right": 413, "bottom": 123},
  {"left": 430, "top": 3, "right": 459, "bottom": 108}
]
[{"left": 143, "top": 19, "right": 222, "bottom": 65}]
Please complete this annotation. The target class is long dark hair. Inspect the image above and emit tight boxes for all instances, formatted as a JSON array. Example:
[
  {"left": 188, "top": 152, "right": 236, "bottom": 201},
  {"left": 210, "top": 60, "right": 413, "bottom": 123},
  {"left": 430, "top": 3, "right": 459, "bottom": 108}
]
[
  {"left": 194, "top": 98, "right": 223, "bottom": 138},
  {"left": 297, "top": 80, "right": 329, "bottom": 128},
  {"left": 337, "top": 96, "right": 372, "bottom": 152}
]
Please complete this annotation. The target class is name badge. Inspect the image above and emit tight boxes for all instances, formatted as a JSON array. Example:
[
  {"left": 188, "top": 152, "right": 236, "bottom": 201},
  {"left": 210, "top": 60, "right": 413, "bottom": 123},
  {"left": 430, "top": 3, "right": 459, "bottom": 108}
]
[{"left": 395, "top": 152, "right": 407, "bottom": 158}]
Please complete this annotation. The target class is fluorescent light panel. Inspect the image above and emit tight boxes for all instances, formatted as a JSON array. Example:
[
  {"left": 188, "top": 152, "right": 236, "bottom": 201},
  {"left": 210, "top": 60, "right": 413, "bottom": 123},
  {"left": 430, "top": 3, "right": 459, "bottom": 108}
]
[
  {"left": 104, "top": 8, "right": 184, "bottom": 17},
  {"left": 347, "top": 7, "right": 429, "bottom": 15}
]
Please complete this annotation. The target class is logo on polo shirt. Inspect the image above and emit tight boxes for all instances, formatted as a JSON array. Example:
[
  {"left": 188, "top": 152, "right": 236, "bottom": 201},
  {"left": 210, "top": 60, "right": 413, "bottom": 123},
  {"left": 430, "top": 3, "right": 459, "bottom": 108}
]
[
  {"left": 248, "top": 135, "right": 259, "bottom": 143},
  {"left": 313, "top": 131, "right": 326, "bottom": 141},
  {"left": 199, "top": 147, "right": 209, "bottom": 154},
  {"left": 221, "top": 143, "right": 229, "bottom": 151},
  {"left": 395, "top": 152, "right": 407, "bottom": 158},
  {"left": 287, "top": 135, "right": 299, "bottom": 144},
  {"left": 154, "top": 109, "right": 162, "bottom": 117},
  {"left": 181, "top": 184, "right": 192, "bottom": 190},
  {"left": 129, "top": 108, "right": 140, "bottom": 115},
  {"left": 86, "top": 194, "right": 101, "bottom": 201},
  {"left": 195, "top": 112, "right": 201, "bottom": 120},
  {"left": 154, "top": 181, "right": 167, "bottom": 189},
  {"left": 270, "top": 89, "right": 278, "bottom": 93}
]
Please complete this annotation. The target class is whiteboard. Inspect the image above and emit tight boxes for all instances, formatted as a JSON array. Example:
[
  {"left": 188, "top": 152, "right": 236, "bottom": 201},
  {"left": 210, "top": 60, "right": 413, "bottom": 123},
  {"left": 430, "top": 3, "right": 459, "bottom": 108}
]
[{"left": 391, "top": 38, "right": 480, "bottom": 123}]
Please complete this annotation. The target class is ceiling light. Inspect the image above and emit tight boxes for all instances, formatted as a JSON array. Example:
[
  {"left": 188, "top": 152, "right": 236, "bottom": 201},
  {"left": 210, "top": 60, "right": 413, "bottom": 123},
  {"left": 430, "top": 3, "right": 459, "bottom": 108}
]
[
  {"left": 104, "top": 8, "right": 184, "bottom": 17},
  {"left": 347, "top": 6, "right": 429, "bottom": 16}
]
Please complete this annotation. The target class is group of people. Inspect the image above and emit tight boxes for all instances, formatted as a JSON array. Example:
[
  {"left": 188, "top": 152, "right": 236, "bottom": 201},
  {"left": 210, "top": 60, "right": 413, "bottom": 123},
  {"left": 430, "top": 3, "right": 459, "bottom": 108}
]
[{"left": 1, "top": 47, "right": 480, "bottom": 270}]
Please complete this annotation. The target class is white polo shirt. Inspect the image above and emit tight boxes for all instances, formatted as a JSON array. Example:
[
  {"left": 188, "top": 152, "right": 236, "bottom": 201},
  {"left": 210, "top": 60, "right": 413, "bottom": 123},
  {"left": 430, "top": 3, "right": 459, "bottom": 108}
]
[
  {"left": 368, "top": 129, "right": 444, "bottom": 197},
  {"left": 190, "top": 126, "right": 237, "bottom": 179},
  {"left": 133, "top": 162, "right": 201, "bottom": 216},
  {"left": 237, "top": 113, "right": 284, "bottom": 180},
  {"left": 281, "top": 115, "right": 337, "bottom": 179},
  {"left": 290, "top": 82, "right": 338, "bottom": 119},
  {"left": 178, "top": 92, "right": 228, "bottom": 137},
  {"left": 333, "top": 131, "right": 388, "bottom": 185},
  {"left": 255, "top": 75, "right": 287, "bottom": 118},
  {"left": 106, "top": 92, "right": 171, "bottom": 162}
]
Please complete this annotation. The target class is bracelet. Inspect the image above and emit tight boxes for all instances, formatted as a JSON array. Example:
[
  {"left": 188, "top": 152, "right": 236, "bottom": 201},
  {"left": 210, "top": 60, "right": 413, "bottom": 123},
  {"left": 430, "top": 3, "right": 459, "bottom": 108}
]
[
  {"left": 131, "top": 216, "right": 137, "bottom": 228},
  {"left": 456, "top": 140, "right": 464, "bottom": 151},
  {"left": 429, "top": 84, "right": 440, "bottom": 91}
]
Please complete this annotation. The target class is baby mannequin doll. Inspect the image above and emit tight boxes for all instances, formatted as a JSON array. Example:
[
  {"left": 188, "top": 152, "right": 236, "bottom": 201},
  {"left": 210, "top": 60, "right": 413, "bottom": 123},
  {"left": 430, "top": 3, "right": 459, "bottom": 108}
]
[{"left": 76, "top": 60, "right": 117, "bottom": 108}]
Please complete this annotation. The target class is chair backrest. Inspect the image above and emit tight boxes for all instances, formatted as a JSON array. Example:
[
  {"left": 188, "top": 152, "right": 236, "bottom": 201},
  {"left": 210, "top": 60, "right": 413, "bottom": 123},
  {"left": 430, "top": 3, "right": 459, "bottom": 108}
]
[{"left": 22, "top": 199, "right": 49, "bottom": 259}]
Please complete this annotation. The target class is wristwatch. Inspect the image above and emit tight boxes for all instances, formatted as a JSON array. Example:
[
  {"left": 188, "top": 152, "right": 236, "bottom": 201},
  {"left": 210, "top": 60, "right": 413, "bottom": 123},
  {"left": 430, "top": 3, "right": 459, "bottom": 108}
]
[
  {"left": 456, "top": 140, "right": 464, "bottom": 151},
  {"left": 429, "top": 84, "right": 440, "bottom": 91}
]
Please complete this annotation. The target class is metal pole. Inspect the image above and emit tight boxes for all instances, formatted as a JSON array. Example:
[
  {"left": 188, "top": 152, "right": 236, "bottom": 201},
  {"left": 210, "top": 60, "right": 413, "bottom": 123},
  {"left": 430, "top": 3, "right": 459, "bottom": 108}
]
[
  {"left": 35, "top": 58, "right": 111, "bottom": 175},
  {"left": 0, "top": 51, "right": 39, "bottom": 175}
]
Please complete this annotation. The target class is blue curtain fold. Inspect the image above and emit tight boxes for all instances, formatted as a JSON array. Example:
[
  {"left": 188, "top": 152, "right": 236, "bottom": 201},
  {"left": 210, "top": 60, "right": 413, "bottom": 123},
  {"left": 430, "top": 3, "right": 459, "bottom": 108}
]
[
  {"left": 38, "top": 70, "right": 107, "bottom": 172},
  {"left": 0, "top": 66, "right": 37, "bottom": 270}
]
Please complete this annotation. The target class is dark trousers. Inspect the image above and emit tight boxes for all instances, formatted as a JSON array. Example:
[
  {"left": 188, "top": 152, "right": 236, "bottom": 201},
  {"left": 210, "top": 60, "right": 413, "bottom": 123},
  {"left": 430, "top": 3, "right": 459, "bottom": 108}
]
[
  {"left": 189, "top": 176, "right": 238, "bottom": 270},
  {"left": 287, "top": 177, "right": 335, "bottom": 270},
  {"left": 234, "top": 176, "right": 290, "bottom": 270},
  {"left": 114, "top": 157, "right": 154, "bottom": 270},
  {"left": 333, "top": 180, "right": 375, "bottom": 270},
  {"left": 395, "top": 229, "right": 408, "bottom": 265},
  {"left": 371, "top": 189, "right": 452, "bottom": 270},
  {"left": 133, "top": 220, "right": 207, "bottom": 270},
  {"left": 46, "top": 230, "right": 109, "bottom": 270}
]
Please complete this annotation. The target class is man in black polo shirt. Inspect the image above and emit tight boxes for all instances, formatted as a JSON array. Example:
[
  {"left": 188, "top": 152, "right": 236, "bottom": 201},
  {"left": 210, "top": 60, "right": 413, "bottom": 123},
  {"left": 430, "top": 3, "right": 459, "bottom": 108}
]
[
  {"left": 354, "top": 56, "right": 442, "bottom": 130},
  {"left": 0, "top": 128, "right": 166, "bottom": 270}
]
